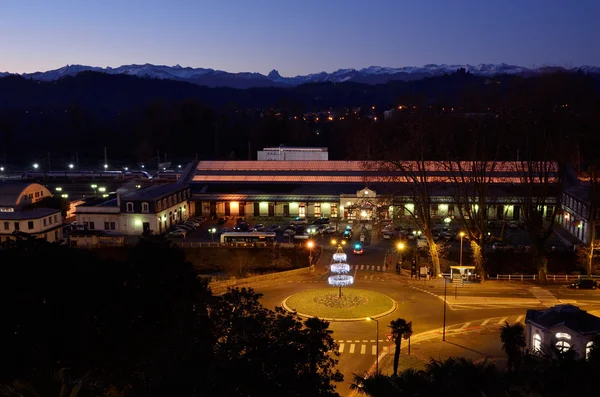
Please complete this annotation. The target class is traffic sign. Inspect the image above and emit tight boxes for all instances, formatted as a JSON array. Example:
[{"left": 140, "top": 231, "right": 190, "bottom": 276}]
[{"left": 386, "top": 334, "right": 394, "bottom": 342}]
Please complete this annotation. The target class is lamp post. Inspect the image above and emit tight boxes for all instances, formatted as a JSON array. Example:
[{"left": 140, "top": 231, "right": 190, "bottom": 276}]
[
  {"left": 396, "top": 242, "right": 405, "bottom": 274},
  {"left": 68, "top": 164, "right": 74, "bottom": 170},
  {"left": 366, "top": 317, "right": 379, "bottom": 373},
  {"left": 459, "top": 231, "right": 465, "bottom": 266},
  {"left": 33, "top": 163, "right": 39, "bottom": 170},
  {"left": 443, "top": 277, "right": 448, "bottom": 341},
  {"left": 307, "top": 240, "right": 315, "bottom": 272},
  {"left": 209, "top": 227, "right": 217, "bottom": 242}
]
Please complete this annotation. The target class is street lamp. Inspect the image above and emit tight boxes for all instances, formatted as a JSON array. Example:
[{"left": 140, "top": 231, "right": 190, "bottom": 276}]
[
  {"left": 0, "top": 166, "right": 4, "bottom": 172},
  {"left": 209, "top": 227, "right": 217, "bottom": 242},
  {"left": 366, "top": 317, "right": 379, "bottom": 373},
  {"left": 396, "top": 242, "right": 405, "bottom": 273},
  {"left": 459, "top": 231, "right": 466, "bottom": 266},
  {"left": 33, "top": 163, "right": 39, "bottom": 170},
  {"left": 443, "top": 277, "right": 448, "bottom": 341},
  {"left": 68, "top": 164, "right": 74, "bottom": 170},
  {"left": 307, "top": 240, "right": 315, "bottom": 267}
]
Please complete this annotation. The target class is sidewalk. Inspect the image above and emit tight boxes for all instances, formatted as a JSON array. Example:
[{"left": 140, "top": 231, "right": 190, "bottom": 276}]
[{"left": 377, "top": 325, "right": 506, "bottom": 376}]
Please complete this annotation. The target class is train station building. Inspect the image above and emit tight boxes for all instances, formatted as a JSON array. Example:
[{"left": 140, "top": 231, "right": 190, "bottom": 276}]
[{"left": 186, "top": 159, "right": 561, "bottom": 227}]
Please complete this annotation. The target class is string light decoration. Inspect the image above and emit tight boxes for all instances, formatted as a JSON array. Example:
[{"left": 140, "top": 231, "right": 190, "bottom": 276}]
[{"left": 329, "top": 245, "right": 354, "bottom": 297}]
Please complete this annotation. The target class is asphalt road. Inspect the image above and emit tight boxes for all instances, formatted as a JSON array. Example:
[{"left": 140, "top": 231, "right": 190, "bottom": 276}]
[{"left": 251, "top": 247, "right": 542, "bottom": 397}]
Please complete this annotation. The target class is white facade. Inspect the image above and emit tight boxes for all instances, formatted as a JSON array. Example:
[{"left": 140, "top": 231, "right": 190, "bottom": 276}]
[
  {"left": 526, "top": 305, "right": 600, "bottom": 360},
  {"left": 76, "top": 201, "right": 189, "bottom": 236},
  {"left": 0, "top": 208, "right": 63, "bottom": 243},
  {"left": 257, "top": 147, "right": 328, "bottom": 161}
]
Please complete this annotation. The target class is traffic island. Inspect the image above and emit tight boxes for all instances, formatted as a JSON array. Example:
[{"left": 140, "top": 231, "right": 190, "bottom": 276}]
[{"left": 282, "top": 288, "right": 396, "bottom": 321}]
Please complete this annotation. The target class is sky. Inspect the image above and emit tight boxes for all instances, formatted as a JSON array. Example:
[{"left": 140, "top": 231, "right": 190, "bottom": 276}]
[{"left": 1, "top": 0, "right": 598, "bottom": 76}]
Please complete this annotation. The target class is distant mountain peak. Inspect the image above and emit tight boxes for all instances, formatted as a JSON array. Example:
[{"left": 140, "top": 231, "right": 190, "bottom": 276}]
[
  {"left": 2, "top": 62, "right": 598, "bottom": 89},
  {"left": 267, "top": 69, "right": 281, "bottom": 79}
]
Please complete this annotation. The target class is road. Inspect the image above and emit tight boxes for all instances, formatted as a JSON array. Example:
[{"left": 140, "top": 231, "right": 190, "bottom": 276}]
[{"left": 250, "top": 245, "right": 570, "bottom": 397}]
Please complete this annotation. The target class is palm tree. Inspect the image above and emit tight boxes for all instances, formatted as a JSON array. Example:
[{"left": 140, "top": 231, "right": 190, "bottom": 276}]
[
  {"left": 350, "top": 372, "right": 398, "bottom": 396},
  {"left": 388, "top": 318, "right": 413, "bottom": 376},
  {"left": 499, "top": 321, "right": 526, "bottom": 372}
]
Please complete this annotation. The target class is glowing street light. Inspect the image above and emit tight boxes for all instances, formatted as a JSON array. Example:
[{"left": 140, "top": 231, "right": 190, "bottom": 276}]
[
  {"left": 307, "top": 240, "right": 315, "bottom": 270},
  {"left": 141, "top": 165, "right": 145, "bottom": 169},
  {"left": 33, "top": 163, "right": 39, "bottom": 169},
  {"left": 61, "top": 194, "right": 69, "bottom": 198},
  {"left": 124, "top": 167, "right": 129, "bottom": 171},
  {"left": 366, "top": 317, "right": 380, "bottom": 373},
  {"left": 103, "top": 164, "right": 108, "bottom": 169},
  {"left": 209, "top": 227, "right": 217, "bottom": 242},
  {"left": 68, "top": 164, "right": 74, "bottom": 170},
  {"left": 55, "top": 187, "right": 63, "bottom": 192},
  {"left": 0, "top": 166, "right": 4, "bottom": 172}
]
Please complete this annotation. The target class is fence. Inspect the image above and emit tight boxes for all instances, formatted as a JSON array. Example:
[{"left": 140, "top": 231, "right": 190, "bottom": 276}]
[{"left": 487, "top": 274, "right": 600, "bottom": 282}]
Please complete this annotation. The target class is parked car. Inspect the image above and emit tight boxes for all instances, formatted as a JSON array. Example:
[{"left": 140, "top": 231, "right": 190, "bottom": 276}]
[
  {"left": 183, "top": 222, "right": 198, "bottom": 229},
  {"left": 313, "top": 217, "right": 330, "bottom": 225},
  {"left": 220, "top": 227, "right": 233, "bottom": 233},
  {"left": 283, "top": 229, "right": 296, "bottom": 237},
  {"left": 217, "top": 217, "right": 228, "bottom": 224},
  {"left": 323, "top": 226, "right": 337, "bottom": 235},
  {"left": 250, "top": 224, "right": 265, "bottom": 231},
  {"left": 570, "top": 279, "right": 598, "bottom": 290},
  {"left": 306, "top": 226, "right": 320, "bottom": 235},
  {"left": 167, "top": 229, "right": 187, "bottom": 238},
  {"left": 189, "top": 217, "right": 205, "bottom": 224},
  {"left": 185, "top": 219, "right": 201, "bottom": 226},
  {"left": 266, "top": 224, "right": 282, "bottom": 232},
  {"left": 234, "top": 222, "right": 250, "bottom": 231},
  {"left": 342, "top": 229, "right": 353, "bottom": 239},
  {"left": 290, "top": 217, "right": 308, "bottom": 225},
  {"left": 294, "top": 232, "right": 310, "bottom": 240},
  {"left": 176, "top": 224, "right": 194, "bottom": 231},
  {"left": 492, "top": 242, "right": 513, "bottom": 252}
]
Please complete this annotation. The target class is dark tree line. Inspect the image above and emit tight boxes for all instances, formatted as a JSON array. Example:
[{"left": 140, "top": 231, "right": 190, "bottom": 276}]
[
  {"left": 0, "top": 236, "right": 343, "bottom": 396},
  {"left": 0, "top": 70, "right": 598, "bottom": 167}
]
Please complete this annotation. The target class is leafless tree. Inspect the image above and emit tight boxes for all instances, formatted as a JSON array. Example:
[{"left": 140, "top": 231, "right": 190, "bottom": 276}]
[{"left": 440, "top": 115, "right": 502, "bottom": 281}]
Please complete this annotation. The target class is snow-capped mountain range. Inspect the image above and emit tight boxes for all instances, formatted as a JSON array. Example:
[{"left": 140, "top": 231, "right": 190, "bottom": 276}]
[{"left": 1, "top": 63, "right": 598, "bottom": 89}]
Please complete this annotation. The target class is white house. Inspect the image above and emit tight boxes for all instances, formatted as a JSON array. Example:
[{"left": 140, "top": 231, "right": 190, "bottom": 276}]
[
  {"left": 525, "top": 304, "right": 600, "bottom": 360},
  {"left": 75, "top": 183, "right": 191, "bottom": 236},
  {"left": 0, "top": 208, "right": 64, "bottom": 243}
]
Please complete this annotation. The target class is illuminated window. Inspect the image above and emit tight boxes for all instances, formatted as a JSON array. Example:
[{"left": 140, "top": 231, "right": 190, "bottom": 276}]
[
  {"left": 331, "top": 203, "right": 338, "bottom": 218},
  {"left": 314, "top": 203, "right": 321, "bottom": 217},
  {"left": 142, "top": 202, "right": 149, "bottom": 213},
  {"left": 533, "top": 334, "right": 542, "bottom": 352},
  {"left": 555, "top": 332, "right": 571, "bottom": 340},
  {"left": 556, "top": 340, "right": 571, "bottom": 353},
  {"left": 587, "top": 341, "right": 594, "bottom": 360}
]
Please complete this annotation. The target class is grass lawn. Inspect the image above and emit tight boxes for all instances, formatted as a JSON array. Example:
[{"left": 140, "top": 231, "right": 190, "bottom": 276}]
[{"left": 285, "top": 288, "right": 394, "bottom": 319}]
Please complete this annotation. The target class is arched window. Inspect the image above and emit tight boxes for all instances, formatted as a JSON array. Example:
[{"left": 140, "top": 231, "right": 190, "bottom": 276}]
[
  {"left": 586, "top": 341, "right": 594, "bottom": 360},
  {"left": 126, "top": 202, "right": 134, "bottom": 212},
  {"left": 142, "top": 202, "right": 149, "bottom": 213},
  {"left": 533, "top": 334, "right": 542, "bottom": 352},
  {"left": 556, "top": 340, "right": 571, "bottom": 353}
]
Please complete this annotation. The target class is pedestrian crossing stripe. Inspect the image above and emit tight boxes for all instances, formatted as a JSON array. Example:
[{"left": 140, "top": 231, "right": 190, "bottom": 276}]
[{"left": 334, "top": 314, "right": 525, "bottom": 354}]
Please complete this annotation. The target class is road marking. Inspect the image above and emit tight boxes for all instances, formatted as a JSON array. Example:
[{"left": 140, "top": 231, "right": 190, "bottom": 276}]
[
  {"left": 363, "top": 276, "right": 367, "bottom": 280},
  {"left": 516, "top": 315, "right": 524, "bottom": 323},
  {"left": 498, "top": 317, "right": 507, "bottom": 325},
  {"left": 349, "top": 344, "right": 356, "bottom": 353},
  {"left": 338, "top": 343, "right": 345, "bottom": 353},
  {"left": 346, "top": 340, "right": 353, "bottom": 343},
  {"left": 378, "top": 339, "right": 384, "bottom": 342},
  {"left": 460, "top": 322, "right": 471, "bottom": 330},
  {"left": 360, "top": 345, "right": 366, "bottom": 354},
  {"left": 362, "top": 340, "right": 369, "bottom": 342},
  {"left": 370, "top": 275, "right": 374, "bottom": 280},
  {"left": 481, "top": 318, "right": 492, "bottom": 326},
  {"left": 370, "top": 340, "right": 376, "bottom": 343},
  {"left": 372, "top": 345, "right": 377, "bottom": 355},
  {"left": 355, "top": 340, "right": 360, "bottom": 342},
  {"left": 360, "top": 265, "right": 364, "bottom": 270}
]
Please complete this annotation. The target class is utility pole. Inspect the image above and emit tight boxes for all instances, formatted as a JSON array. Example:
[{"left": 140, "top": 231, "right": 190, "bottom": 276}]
[
  {"left": 443, "top": 278, "right": 447, "bottom": 341},
  {"left": 104, "top": 147, "right": 108, "bottom": 168}
]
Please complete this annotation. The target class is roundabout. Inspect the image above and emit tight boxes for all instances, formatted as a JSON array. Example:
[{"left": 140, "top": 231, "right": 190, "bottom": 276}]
[{"left": 282, "top": 288, "right": 397, "bottom": 321}]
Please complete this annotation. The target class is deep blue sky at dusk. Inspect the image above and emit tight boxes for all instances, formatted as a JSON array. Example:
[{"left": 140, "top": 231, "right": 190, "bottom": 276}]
[{"left": 1, "top": 0, "right": 598, "bottom": 76}]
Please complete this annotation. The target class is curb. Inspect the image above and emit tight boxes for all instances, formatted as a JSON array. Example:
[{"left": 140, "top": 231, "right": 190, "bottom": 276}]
[{"left": 281, "top": 296, "right": 397, "bottom": 322}]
